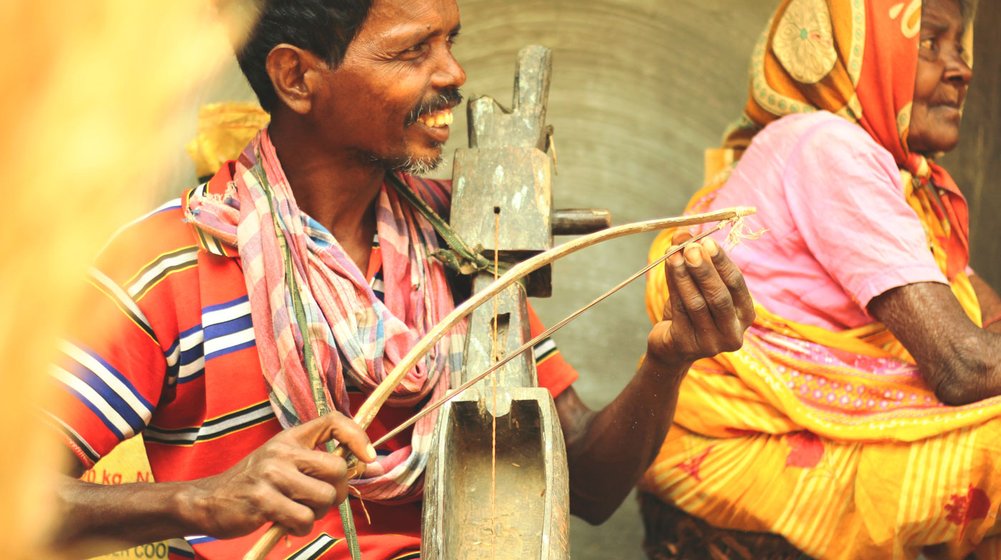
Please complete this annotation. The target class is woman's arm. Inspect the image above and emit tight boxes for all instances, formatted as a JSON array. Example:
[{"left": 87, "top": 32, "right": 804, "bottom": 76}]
[{"left": 869, "top": 281, "right": 1001, "bottom": 405}]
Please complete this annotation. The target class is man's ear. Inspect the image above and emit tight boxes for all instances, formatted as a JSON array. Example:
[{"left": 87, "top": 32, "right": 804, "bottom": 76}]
[{"left": 265, "top": 44, "right": 324, "bottom": 115}]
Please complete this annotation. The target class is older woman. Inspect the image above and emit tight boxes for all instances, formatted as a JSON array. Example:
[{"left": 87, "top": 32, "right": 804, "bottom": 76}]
[{"left": 642, "top": 0, "right": 1001, "bottom": 558}]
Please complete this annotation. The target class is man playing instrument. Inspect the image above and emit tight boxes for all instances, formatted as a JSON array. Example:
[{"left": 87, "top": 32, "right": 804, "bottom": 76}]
[{"left": 48, "top": 0, "right": 753, "bottom": 558}]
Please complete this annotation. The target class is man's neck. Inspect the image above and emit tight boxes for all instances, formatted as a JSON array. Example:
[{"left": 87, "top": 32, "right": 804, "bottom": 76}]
[{"left": 268, "top": 116, "right": 385, "bottom": 271}]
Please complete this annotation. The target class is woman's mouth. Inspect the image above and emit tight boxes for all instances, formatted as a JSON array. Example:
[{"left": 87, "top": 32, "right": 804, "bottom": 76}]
[{"left": 934, "top": 103, "right": 963, "bottom": 120}]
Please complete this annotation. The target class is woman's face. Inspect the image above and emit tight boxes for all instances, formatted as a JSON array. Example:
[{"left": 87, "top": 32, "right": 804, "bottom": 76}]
[{"left": 907, "top": 0, "right": 973, "bottom": 155}]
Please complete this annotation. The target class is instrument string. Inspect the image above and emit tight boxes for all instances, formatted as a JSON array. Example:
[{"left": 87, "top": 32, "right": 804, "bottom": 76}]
[{"left": 490, "top": 207, "right": 501, "bottom": 558}]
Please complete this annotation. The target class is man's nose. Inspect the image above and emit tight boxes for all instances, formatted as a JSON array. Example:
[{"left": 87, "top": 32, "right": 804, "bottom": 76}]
[{"left": 432, "top": 49, "right": 466, "bottom": 89}]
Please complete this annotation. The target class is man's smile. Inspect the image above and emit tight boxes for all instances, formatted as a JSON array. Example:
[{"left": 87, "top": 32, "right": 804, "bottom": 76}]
[{"left": 416, "top": 107, "right": 454, "bottom": 128}]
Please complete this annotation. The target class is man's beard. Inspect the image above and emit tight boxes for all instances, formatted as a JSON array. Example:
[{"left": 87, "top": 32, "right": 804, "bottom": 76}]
[
  {"left": 369, "top": 146, "right": 443, "bottom": 176},
  {"left": 398, "top": 151, "right": 444, "bottom": 175}
]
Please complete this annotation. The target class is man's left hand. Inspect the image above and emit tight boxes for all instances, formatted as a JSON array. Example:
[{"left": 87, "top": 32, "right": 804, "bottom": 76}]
[{"left": 646, "top": 232, "right": 754, "bottom": 370}]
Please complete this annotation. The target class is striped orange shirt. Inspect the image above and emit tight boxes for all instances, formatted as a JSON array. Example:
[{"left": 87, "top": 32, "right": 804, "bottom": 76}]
[{"left": 50, "top": 164, "right": 577, "bottom": 559}]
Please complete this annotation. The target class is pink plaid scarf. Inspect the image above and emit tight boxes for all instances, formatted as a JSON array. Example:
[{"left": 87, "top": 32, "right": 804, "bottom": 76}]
[{"left": 185, "top": 130, "right": 463, "bottom": 501}]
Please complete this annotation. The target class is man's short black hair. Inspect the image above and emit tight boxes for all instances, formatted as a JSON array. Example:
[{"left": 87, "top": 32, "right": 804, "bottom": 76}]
[{"left": 236, "top": 0, "right": 373, "bottom": 112}]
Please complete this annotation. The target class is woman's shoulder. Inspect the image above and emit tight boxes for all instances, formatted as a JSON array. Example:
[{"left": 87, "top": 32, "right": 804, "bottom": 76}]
[
  {"left": 722, "top": 110, "right": 904, "bottom": 211},
  {"left": 760, "top": 111, "right": 885, "bottom": 156}
]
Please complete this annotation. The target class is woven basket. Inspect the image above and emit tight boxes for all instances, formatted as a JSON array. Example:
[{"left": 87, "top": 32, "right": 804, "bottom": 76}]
[{"left": 638, "top": 492, "right": 810, "bottom": 560}]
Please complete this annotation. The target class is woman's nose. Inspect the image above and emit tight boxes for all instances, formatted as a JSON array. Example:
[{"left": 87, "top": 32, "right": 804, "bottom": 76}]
[{"left": 944, "top": 46, "right": 973, "bottom": 85}]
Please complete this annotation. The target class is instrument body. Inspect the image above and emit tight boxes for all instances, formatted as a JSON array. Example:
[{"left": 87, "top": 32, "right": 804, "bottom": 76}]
[{"left": 422, "top": 45, "right": 580, "bottom": 559}]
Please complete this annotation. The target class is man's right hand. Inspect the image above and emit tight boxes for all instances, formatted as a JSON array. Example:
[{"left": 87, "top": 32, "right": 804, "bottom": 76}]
[
  {"left": 184, "top": 411, "right": 376, "bottom": 538},
  {"left": 52, "top": 411, "right": 375, "bottom": 556}
]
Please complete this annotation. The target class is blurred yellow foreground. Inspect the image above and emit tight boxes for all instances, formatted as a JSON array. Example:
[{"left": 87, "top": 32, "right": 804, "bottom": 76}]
[{"left": 0, "top": 1, "right": 251, "bottom": 557}]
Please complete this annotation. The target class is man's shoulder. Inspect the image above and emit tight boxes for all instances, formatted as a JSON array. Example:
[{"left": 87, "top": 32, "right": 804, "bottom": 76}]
[
  {"left": 93, "top": 192, "right": 203, "bottom": 288},
  {"left": 102, "top": 196, "right": 193, "bottom": 251},
  {"left": 97, "top": 160, "right": 239, "bottom": 278}
]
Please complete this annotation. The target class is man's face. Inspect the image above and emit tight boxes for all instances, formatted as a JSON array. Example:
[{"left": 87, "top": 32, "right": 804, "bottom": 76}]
[
  {"left": 907, "top": 0, "right": 972, "bottom": 155},
  {"left": 310, "top": 0, "right": 466, "bottom": 174}
]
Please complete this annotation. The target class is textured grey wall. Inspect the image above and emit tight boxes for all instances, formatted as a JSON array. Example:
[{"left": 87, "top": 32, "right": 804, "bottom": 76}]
[{"left": 164, "top": 1, "right": 999, "bottom": 557}]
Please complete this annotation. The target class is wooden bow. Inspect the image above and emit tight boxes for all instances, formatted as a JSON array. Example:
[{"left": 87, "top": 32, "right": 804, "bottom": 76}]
[
  {"left": 246, "top": 41, "right": 757, "bottom": 560},
  {"left": 355, "top": 207, "right": 753, "bottom": 429},
  {"left": 244, "top": 205, "right": 752, "bottom": 559}
]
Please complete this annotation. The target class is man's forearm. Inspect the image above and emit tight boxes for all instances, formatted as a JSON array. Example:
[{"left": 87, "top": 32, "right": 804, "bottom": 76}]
[
  {"left": 53, "top": 475, "right": 199, "bottom": 557},
  {"left": 553, "top": 237, "right": 752, "bottom": 524},
  {"left": 559, "top": 356, "right": 686, "bottom": 525}
]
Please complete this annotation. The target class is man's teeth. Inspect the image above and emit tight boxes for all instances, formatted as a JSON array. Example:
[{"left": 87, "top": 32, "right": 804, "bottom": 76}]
[{"left": 418, "top": 109, "right": 453, "bottom": 128}]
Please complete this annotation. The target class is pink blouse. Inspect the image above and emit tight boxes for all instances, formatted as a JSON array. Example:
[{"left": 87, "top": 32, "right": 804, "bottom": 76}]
[{"left": 703, "top": 111, "right": 947, "bottom": 330}]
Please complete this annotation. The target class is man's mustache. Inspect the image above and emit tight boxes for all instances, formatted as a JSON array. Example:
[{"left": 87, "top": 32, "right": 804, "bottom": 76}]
[{"left": 406, "top": 88, "right": 463, "bottom": 125}]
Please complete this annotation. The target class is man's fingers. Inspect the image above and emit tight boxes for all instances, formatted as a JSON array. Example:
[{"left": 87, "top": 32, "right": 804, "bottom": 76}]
[
  {"left": 249, "top": 484, "right": 319, "bottom": 537},
  {"left": 664, "top": 246, "right": 692, "bottom": 334},
  {"left": 288, "top": 411, "right": 376, "bottom": 463},
  {"left": 685, "top": 241, "right": 742, "bottom": 347},
  {"left": 673, "top": 245, "right": 721, "bottom": 348},
  {"left": 272, "top": 468, "right": 340, "bottom": 516},
  {"left": 251, "top": 441, "right": 358, "bottom": 529},
  {"left": 653, "top": 236, "right": 753, "bottom": 366},
  {"left": 292, "top": 447, "right": 349, "bottom": 486},
  {"left": 272, "top": 498, "right": 320, "bottom": 537},
  {"left": 196, "top": 416, "right": 373, "bottom": 540},
  {"left": 667, "top": 245, "right": 718, "bottom": 352},
  {"left": 705, "top": 238, "right": 755, "bottom": 326},
  {"left": 660, "top": 237, "right": 691, "bottom": 322}
]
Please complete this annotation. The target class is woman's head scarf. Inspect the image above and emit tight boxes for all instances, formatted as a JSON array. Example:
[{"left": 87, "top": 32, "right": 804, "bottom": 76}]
[{"left": 713, "top": 0, "right": 976, "bottom": 277}]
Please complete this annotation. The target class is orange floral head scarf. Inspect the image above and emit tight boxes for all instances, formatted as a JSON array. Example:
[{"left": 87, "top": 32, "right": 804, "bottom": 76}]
[{"left": 723, "top": 0, "right": 975, "bottom": 278}]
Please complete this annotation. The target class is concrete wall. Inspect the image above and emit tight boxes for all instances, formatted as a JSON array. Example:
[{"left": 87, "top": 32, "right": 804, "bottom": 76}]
[{"left": 163, "top": 1, "right": 999, "bottom": 557}]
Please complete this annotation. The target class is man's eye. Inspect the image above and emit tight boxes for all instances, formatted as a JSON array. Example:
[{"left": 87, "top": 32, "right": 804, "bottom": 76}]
[
  {"left": 400, "top": 43, "right": 429, "bottom": 59},
  {"left": 918, "top": 38, "right": 937, "bottom": 52}
]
